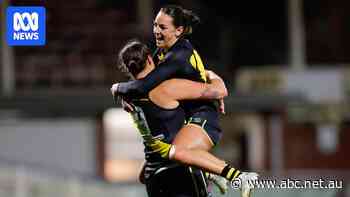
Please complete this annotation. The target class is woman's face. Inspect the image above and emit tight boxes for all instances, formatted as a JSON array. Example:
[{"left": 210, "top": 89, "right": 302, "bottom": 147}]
[{"left": 153, "top": 11, "right": 183, "bottom": 49}]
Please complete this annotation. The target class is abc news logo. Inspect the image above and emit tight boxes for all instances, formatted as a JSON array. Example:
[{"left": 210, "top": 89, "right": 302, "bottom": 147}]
[
  {"left": 6, "top": 6, "right": 46, "bottom": 46},
  {"left": 14, "top": 12, "right": 39, "bottom": 39}
]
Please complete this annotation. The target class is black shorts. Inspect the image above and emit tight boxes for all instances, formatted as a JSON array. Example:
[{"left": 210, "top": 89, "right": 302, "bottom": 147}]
[
  {"left": 186, "top": 109, "right": 222, "bottom": 145},
  {"left": 145, "top": 165, "right": 208, "bottom": 197}
]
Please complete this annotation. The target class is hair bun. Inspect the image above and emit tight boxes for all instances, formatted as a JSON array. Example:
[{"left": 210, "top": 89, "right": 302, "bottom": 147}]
[
  {"left": 127, "top": 60, "right": 137, "bottom": 69},
  {"left": 183, "top": 9, "right": 200, "bottom": 27}
]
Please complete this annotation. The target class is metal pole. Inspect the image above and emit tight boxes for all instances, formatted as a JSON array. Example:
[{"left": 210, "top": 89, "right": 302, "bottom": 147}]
[
  {"left": 1, "top": 0, "right": 15, "bottom": 96},
  {"left": 288, "top": 0, "right": 306, "bottom": 70},
  {"left": 270, "top": 116, "right": 284, "bottom": 175}
]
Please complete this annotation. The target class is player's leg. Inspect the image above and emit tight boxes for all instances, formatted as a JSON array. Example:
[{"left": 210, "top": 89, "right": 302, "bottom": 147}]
[
  {"left": 172, "top": 124, "right": 225, "bottom": 171},
  {"left": 172, "top": 123, "right": 241, "bottom": 181}
]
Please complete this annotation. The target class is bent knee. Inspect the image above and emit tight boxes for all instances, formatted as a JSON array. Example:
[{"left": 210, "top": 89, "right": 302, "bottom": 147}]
[{"left": 173, "top": 130, "right": 213, "bottom": 150}]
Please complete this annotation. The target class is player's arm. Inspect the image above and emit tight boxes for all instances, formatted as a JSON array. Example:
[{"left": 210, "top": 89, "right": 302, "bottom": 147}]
[
  {"left": 206, "top": 70, "right": 227, "bottom": 114},
  {"left": 204, "top": 70, "right": 228, "bottom": 98},
  {"left": 115, "top": 51, "right": 185, "bottom": 99},
  {"left": 150, "top": 77, "right": 227, "bottom": 101},
  {"left": 149, "top": 71, "right": 227, "bottom": 108}
]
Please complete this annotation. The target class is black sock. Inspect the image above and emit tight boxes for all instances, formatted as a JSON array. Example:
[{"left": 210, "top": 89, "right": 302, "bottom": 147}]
[{"left": 220, "top": 164, "right": 241, "bottom": 181}]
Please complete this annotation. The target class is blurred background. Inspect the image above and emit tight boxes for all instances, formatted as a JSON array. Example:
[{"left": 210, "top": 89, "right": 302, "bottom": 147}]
[{"left": 1, "top": 0, "right": 350, "bottom": 196}]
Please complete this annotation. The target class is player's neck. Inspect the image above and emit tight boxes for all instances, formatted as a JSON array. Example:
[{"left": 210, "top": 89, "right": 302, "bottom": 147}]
[
  {"left": 162, "top": 38, "right": 179, "bottom": 52},
  {"left": 136, "top": 66, "right": 153, "bottom": 79}
]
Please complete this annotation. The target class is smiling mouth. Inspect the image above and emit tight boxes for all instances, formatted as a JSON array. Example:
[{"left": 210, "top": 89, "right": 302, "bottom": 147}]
[
  {"left": 155, "top": 34, "right": 164, "bottom": 42},
  {"left": 155, "top": 39, "right": 164, "bottom": 46}
]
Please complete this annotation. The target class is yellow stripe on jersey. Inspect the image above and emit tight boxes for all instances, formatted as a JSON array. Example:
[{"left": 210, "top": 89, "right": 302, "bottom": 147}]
[
  {"left": 158, "top": 52, "right": 165, "bottom": 61},
  {"left": 189, "top": 50, "right": 207, "bottom": 82}
]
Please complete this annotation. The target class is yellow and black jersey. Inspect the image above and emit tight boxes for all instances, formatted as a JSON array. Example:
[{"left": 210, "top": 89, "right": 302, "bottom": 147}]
[
  {"left": 131, "top": 99, "right": 209, "bottom": 195},
  {"left": 153, "top": 38, "right": 207, "bottom": 83},
  {"left": 132, "top": 98, "right": 185, "bottom": 145},
  {"left": 131, "top": 98, "right": 184, "bottom": 180}
]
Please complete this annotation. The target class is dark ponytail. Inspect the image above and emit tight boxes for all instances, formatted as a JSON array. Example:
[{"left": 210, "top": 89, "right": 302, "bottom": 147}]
[
  {"left": 161, "top": 5, "right": 200, "bottom": 36},
  {"left": 182, "top": 9, "right": 200, "bottom": 35}
]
